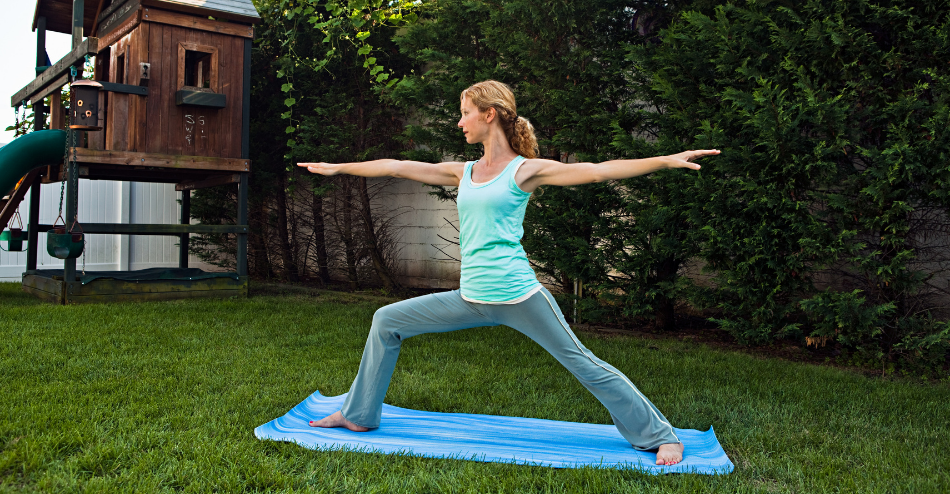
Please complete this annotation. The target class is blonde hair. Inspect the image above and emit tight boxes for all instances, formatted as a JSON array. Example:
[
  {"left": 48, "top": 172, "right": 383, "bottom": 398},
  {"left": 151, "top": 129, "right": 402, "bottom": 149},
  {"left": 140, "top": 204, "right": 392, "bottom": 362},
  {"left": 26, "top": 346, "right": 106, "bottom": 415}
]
[{"left": 461, "top": 80, "right": 539, "bottom": 159}]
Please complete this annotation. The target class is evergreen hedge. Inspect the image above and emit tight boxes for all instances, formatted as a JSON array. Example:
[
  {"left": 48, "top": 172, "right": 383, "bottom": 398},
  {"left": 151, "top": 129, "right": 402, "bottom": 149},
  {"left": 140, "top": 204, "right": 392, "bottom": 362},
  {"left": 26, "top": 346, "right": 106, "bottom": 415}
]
[
  {"left": 193, "top": 0, "right": 949, "bottom": 373},
  {"left": 620, "top": 0, "right": 950, "bottom": 372}
]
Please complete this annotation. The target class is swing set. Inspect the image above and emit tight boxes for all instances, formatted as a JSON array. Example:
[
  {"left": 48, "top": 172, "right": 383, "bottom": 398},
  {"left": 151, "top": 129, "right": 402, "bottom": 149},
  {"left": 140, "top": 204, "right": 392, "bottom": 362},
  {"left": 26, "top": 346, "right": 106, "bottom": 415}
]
[{"left": 3, "top": 98, "right": 84, "bottom": 261}]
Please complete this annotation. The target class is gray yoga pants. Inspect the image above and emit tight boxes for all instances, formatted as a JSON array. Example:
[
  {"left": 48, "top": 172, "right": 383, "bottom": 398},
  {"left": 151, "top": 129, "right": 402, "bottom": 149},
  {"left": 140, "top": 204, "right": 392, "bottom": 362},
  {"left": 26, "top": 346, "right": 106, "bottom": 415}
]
[{"left": 339, "top": 286, "right": 680, "bottom": 450}]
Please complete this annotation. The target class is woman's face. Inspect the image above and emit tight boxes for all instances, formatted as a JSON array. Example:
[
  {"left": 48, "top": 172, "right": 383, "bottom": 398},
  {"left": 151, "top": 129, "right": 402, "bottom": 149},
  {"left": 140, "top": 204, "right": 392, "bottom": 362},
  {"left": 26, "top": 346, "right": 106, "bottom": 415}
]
[{"left": 458, "top": 95, "right": 491, "bottom": 144}]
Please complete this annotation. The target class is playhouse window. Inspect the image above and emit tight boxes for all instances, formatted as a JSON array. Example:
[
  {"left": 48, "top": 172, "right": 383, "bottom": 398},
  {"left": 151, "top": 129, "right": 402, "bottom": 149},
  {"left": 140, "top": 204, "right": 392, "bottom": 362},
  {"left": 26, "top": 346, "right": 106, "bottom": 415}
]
[
  {"left": 184, "top": 50, "right": 213, "bottom": 89},
  {"left": 177, "top": 43, "right": 218, "bottom": 92}
]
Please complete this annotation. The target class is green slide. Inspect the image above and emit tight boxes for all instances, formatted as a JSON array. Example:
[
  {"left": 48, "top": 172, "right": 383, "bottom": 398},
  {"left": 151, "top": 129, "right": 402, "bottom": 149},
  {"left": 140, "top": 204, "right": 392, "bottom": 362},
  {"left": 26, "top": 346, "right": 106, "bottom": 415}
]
[{"left": 0, "top": 130, "right": 67, "bottom": 196}]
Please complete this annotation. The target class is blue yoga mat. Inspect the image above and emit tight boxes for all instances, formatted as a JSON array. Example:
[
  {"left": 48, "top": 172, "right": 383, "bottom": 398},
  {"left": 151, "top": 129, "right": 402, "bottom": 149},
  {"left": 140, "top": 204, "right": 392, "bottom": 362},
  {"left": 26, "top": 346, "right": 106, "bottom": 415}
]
[{"left": 255, "top": 391, "right": 733, "bottom": 474}]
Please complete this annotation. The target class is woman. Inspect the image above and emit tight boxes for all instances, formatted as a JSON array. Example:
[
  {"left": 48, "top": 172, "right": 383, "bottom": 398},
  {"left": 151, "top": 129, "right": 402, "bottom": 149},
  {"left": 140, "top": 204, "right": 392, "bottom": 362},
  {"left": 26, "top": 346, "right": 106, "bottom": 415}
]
[{"left": 298, "top": 80, "right": 719, "bottom": 466}]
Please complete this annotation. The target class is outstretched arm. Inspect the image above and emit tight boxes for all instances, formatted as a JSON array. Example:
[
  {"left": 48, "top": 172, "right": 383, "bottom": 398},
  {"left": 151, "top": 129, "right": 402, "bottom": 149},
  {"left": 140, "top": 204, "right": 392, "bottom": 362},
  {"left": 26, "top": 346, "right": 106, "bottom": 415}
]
[
  {"left": 516, "top": 150, "right": 720, "bottom": 192},
  {"left": 297, "top": 159, "right": 465, "bottom": 186}
]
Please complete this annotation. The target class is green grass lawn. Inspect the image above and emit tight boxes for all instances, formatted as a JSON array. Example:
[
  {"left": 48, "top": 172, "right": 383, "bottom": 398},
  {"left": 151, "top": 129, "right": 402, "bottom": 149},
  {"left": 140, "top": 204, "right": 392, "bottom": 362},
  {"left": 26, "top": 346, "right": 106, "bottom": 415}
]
[{"left": 1, "top": 282, "right": 948, "bottom": 493}]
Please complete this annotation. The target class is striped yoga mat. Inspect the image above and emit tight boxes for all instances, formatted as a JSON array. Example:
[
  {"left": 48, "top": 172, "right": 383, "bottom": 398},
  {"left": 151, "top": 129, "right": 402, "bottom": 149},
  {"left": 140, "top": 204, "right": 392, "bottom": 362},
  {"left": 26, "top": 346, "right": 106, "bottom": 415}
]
[{"left": 255, "top": 391, "right": 733, "bottom": 474}]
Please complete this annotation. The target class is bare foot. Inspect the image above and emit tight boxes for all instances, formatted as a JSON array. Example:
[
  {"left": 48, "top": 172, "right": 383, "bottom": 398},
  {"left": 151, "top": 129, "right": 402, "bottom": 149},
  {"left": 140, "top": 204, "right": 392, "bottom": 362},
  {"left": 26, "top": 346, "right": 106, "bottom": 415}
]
[
  {"left": 308, "top": 410, "right": 370, "bottom": 432},
  {"left": 656, "top": 442, "right": 684, "bottom": 465}
]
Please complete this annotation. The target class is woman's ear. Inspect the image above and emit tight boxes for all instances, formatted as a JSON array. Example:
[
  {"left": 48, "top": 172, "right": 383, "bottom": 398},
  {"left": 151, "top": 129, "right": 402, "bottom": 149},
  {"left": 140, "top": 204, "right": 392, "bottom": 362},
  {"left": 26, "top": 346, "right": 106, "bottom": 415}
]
[{"left": 484, "top": 107, "right": 496, "bottom": 123}]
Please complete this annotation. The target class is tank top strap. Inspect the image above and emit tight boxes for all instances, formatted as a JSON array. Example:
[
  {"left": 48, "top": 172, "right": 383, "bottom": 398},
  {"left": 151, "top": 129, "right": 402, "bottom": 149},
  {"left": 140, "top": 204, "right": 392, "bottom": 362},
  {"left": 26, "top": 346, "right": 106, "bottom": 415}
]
[
  {"left": 506, "top": 155, "right": 529, "bottom": 193},
  {"left": 463, "top": 160, "right": 476, "bottom": 184},
  {"left": 504, "top": 156, "right": 527, "bottom": 177}
]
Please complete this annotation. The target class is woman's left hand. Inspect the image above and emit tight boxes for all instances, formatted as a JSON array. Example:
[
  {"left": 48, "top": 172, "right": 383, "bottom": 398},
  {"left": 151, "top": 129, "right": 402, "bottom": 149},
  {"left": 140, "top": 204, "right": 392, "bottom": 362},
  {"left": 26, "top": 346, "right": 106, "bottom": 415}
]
[{"left": 666, "top": 149, "right": 720, "bottom": 170}]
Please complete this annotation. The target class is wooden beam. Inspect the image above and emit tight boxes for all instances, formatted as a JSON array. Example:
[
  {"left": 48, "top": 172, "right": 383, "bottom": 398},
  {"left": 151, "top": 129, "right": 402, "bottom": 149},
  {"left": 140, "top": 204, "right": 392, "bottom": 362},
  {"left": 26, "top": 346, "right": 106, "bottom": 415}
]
[
  {"left": 141, "top": 0, "right": 261, "bottom": 25},
  {"left": 97, "top": 0, "right": 135, "bottom": 26},
  {"left": 23, "top": 274, "right": 248, "bottom": 305},
  {"left": 143, "top": 8, "right": 255, "bottom": 38},
  {"left": 175, "top": 174, "right": 241, "bottom": 191},
  {"left": 30, "top": 74, "right": 69, "bottom": 105},
  {"left": 97, "top": 6, "right": 141, "bottom": 49},
  {"left": 90, "top": 0, "right": 107, "bottom": 37},
  {"left": 97, "top": 80, "right": 149, "bottom": 95},
  {"left": 36, "top": 223, "right": 248, "bottom": 235},
  {"left": 73, "top": 148, "right": 251, "bottom": 172},
  {"left": 97, "top": 0, "right": 141, "bottom": 40},
  {"left": 11, "top": 37, "right": 100, "bottom": 107},
  {"left": 0, "top": 169, "right": 42, "bottom": 237}
]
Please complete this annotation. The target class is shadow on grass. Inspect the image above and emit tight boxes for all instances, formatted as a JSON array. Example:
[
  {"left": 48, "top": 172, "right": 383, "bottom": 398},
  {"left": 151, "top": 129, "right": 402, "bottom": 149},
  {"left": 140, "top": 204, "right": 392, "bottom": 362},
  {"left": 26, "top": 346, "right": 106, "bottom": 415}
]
[{"left": 0, "top": 282, "right": 43, "bottom": 307}]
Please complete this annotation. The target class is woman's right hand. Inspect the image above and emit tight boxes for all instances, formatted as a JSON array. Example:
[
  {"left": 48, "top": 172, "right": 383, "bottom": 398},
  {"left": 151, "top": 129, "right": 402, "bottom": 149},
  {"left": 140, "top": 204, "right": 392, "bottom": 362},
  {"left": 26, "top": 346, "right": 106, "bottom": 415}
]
[{"left": 297, "top": 162, "right": 344, "bottom": 176}]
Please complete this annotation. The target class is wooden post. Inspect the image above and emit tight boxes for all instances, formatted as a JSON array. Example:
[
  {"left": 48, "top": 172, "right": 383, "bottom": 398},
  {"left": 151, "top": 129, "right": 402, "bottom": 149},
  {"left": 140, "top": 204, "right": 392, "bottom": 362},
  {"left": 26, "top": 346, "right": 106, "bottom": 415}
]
[
  {"left": 50, "top": 92, "right": 65, "bottom": 130},
  {"left": 36, "top": 16, "right": 47, "bottom": 74},
  {"left": 30, "top": 17, "right": 47, "bottom": 274},
  {"left": 66, "top": 0, "right": 84, "bottom": 283},
  {"left": 237, "top": 173, "right": 248, "bottom": 277},
  {"left": 179, "top": 190, "right": 190, "bottom": 268},
  {"left": 72, "top": 0, "right": 84, "bottom": 49},
  {"left": 35, "top": 17, "right": 47, "bottom": 130},
  {"left": 242, "top": 39, "right": 251, "bottom": 160},
  {"left": 64, "top": 131, "right": 79, "bottom": 282},
  {"left": 236, "top": 38, "right": 252, "bottom": 278},
  {"left": 26, "top": 174, "right": 42, "bottom": 272}
]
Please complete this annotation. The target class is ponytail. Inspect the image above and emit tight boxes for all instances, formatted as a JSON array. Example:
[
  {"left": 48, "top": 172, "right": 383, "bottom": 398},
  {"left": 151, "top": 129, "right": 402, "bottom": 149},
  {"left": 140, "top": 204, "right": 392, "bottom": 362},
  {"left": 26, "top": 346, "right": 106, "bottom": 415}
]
[{"left": 510, "top": 116, "right": 539, "bottom": 159}]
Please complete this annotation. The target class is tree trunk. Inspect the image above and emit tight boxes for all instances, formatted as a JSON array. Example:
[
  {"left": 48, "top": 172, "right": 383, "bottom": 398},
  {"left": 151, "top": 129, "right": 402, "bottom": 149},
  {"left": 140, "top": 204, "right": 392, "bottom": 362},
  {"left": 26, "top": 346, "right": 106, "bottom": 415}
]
[
  {"left": 311, "top": 190, "right": 330, "bottom": 284},
  {"left": 341, "top": 177, "right": 359, "bottom": 289},
  {"left": 653, "top": 257, "right": 679, "bottom": 331},
  {"left": 358, "top": 177, "right": 398, "bottom": 290},
  {"left": 275, "top": 175, "right": 299, "bottom": 281},
  {"left": 248, "top": 197, "right": 272, "bottom": 278}
]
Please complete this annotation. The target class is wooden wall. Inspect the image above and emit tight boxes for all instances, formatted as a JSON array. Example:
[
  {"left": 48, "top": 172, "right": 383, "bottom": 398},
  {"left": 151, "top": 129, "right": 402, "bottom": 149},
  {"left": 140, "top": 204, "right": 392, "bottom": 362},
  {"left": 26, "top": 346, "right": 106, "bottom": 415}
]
[{"left": 93, "top": 21, "right": 245, "bottom": 158}]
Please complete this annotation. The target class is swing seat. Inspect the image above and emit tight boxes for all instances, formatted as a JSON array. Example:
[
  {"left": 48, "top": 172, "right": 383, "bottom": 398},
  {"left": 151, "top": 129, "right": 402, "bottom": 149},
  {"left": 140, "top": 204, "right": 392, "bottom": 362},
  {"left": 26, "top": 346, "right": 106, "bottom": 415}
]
[
  {"left": 0, "top": 229, "right": 25, "bottom": 251},
  {"left": 46, "top": 227, "right": 83, "bottom": 259}
]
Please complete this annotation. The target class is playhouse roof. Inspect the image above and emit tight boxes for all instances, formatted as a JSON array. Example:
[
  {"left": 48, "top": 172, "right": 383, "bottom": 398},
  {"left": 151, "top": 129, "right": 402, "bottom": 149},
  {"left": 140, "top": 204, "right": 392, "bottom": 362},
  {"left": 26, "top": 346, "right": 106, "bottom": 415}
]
[{"left": 34, "top": 0, "right": 261, "bottom": 34}]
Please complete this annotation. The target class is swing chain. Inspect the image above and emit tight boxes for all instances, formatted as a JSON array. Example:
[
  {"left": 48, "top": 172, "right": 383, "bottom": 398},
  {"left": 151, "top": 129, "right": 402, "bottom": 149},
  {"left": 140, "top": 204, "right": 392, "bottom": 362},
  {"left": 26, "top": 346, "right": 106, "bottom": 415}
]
[
  {"left": 11, "top": 209, "right": 23, "bottom": 230},
  {"left": 13, "top": 101, "right": 26, "bottom": 138},
  {"left": 58, "top": 129, "right": 71, "bottom": 221},
  {"left": 65, "top": 126, "right": 85, "bottom": 276}
]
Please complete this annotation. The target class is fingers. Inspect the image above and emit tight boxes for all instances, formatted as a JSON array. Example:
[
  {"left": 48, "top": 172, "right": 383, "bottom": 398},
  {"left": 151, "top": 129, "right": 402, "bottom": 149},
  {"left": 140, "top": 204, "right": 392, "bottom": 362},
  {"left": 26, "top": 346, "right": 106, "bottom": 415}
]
[
  {"left": 668, "top": 149, "right": 719, "bottom": 170},
  {"left": 686, "top": 149, "right": 720, "bottom": 159},
  {"left": 297, "top": 162, "right": 335, "bottom": 175}
]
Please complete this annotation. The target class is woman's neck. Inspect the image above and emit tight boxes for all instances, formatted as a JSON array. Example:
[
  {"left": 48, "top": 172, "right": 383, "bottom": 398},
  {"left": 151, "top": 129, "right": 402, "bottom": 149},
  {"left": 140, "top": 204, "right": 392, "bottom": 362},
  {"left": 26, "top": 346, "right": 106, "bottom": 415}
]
[{"left": 479, "top": 127, "right": 518, "bottom": 167}]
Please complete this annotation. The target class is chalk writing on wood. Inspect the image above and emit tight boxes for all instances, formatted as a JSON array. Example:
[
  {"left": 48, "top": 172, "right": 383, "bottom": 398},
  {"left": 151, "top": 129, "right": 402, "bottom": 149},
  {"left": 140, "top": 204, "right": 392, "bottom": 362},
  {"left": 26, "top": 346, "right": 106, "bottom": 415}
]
[{"left": 184, "top": 114, "right": 207, "bottom": 146}]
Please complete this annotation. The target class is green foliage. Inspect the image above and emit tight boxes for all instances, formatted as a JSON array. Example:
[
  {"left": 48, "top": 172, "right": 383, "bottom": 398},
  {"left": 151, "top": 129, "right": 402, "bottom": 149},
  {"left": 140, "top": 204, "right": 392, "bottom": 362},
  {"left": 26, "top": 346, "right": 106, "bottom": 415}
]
[
  {"left": 800, "top": 289, "right": 894, "bottom": 358},
  {"left": 628, "top": 0, "right": 950, "bottom": 369},
  {"left": 270, "top": 0, "right": 421, "bottom": 157},
  {"left": 191, "top": 0, "right": 414, "bottom": 281},
  {"left": 5, "top": 102, "right": 34, "bottom": 136}
]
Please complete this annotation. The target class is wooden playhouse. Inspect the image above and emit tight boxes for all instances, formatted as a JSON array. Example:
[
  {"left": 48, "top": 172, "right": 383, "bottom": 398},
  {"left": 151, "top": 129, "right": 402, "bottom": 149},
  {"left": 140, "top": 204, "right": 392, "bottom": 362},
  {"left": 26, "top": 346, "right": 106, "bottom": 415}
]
[{"left": 3, "top": 0, "right": 260, "bottom": 303}]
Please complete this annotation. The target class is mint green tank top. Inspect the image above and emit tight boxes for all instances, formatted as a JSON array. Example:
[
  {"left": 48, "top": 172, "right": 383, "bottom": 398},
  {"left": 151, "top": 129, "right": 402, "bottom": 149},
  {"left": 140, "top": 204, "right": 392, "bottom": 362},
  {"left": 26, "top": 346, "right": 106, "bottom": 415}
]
[{"left": 457, "top": 156, "right": 542, "bottom": 303}]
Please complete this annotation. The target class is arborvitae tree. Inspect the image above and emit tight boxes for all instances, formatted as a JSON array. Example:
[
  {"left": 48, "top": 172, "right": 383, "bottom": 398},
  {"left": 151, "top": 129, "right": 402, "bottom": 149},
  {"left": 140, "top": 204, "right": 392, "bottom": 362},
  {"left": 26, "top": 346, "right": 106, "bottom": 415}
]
[{"left": 629, "top": 0, "right": 950, "bottom": 371}]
